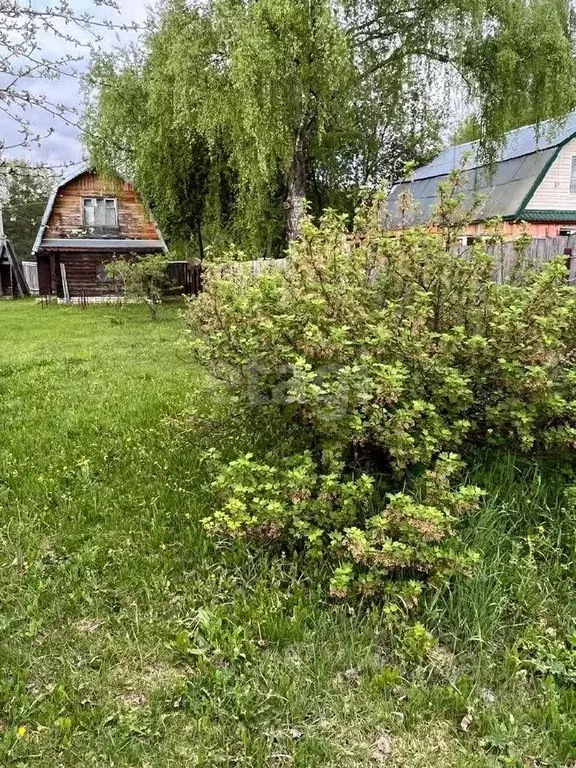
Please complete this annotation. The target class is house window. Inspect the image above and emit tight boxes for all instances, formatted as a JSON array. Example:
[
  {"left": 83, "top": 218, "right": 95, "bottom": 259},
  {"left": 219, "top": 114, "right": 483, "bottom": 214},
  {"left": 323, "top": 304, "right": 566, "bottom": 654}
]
[
  {"left": 83, "top": 198, "right": 118, "bottom": 229},
  {"left": 460, "top": 235, "right": 484, "bottom": 247},
  {"left": 570, "top": 158, "right": 576, "bottom": 194}
]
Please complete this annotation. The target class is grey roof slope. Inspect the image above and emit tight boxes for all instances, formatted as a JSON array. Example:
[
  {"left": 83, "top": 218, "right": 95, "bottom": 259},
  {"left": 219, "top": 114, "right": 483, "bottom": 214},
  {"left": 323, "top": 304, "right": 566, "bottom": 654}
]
[
  {"left": 388, "top": 112, "right": 576, "bottom": 225},
  {"left": 32, "top": 163, "right": 168, "bottom": 255}
]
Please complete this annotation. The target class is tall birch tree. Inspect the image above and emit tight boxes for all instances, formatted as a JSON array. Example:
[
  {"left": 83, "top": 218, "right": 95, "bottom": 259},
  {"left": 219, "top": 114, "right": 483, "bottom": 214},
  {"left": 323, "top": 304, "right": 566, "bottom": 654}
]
[{"left": 87, "top": 0, "right": 576, "bottom": 249}]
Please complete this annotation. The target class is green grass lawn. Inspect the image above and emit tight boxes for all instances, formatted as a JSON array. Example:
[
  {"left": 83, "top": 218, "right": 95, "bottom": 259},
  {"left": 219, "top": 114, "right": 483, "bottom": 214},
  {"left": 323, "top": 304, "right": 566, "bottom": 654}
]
[{"left": 1, "top": 300, "right": 575, "bottom": 767}]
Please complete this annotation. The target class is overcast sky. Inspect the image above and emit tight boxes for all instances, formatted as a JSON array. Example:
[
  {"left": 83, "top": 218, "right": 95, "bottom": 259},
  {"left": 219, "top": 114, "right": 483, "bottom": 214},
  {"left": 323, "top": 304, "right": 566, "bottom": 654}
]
[{"left": 1, "top": 0, "right": 149, "bottom": 170}]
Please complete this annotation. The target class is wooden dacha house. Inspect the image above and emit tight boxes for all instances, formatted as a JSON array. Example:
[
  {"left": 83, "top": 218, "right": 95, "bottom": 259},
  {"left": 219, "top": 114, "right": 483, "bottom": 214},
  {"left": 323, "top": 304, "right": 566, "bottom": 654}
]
[{"left": 32, "top": 164, "right": 168, "bottom": 300}]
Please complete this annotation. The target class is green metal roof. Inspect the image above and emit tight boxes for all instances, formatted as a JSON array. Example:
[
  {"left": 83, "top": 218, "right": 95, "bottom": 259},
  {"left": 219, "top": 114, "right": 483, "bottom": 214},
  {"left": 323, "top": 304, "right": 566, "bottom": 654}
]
[
  {"left": 387, "top": 111, "right": 576, "bottom": 226},
  {"left": 411, "top": 113, "right": 576, "bottom": 180},
  {"left": 518, "top": 209, "right": 576, "bottom": 222},
  {"left": 388, "top": 150, "right": 557, "bottom": 224}
]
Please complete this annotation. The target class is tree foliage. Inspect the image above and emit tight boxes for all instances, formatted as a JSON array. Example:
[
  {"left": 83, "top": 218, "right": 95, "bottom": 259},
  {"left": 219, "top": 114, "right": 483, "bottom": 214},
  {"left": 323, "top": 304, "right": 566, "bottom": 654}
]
[
  {"left": 1, "top": 161, "right": 54, "bottom": 258},
  {"left": 186, "top": 190, "right": 576, "bottom": 598},
  {"left": 87, "top": 0, "right": 576, "bottom": 254},
  {"left": 87, "top": 50, "right": 212, "bottom": 259}
]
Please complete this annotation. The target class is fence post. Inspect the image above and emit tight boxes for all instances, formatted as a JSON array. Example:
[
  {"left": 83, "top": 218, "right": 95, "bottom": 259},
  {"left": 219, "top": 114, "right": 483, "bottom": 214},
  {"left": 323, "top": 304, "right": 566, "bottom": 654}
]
[{"left": 563, "top": 248, "right": 576, "bottom": 286}]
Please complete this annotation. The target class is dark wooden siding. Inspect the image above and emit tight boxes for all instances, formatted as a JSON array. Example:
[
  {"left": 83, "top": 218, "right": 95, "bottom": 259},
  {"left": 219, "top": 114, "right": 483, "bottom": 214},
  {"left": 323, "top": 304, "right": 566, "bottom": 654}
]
[
  {"left": 0, "top": 264, "right": 13, "bottom": 296},
  {"left": 36, "top": 170, "right": 165, "bottom": 297},
  {"left": 37, "top": 256, "right": 52, "bottom": 295},
  {"left": 59, "top": 252, "right": 120, "bottom": 297},
  {"left": 38, "top": 252, "right": 122, "bottom": 297},
  {"left": 44, "top": 171, "right": 160, "bottom": 242}
]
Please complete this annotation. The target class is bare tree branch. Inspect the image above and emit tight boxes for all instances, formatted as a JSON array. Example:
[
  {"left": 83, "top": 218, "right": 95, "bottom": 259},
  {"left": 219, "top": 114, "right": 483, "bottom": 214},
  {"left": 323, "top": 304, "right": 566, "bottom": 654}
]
[{"left": 0, "top": 0, "right": 143, "bottom": 158}]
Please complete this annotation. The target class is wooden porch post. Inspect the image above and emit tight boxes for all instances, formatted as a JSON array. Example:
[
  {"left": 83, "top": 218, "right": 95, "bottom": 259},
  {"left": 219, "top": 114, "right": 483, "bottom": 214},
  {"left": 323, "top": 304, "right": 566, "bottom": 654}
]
[{"left": 49, "top": 253, "right": 57, "bottom": 295}]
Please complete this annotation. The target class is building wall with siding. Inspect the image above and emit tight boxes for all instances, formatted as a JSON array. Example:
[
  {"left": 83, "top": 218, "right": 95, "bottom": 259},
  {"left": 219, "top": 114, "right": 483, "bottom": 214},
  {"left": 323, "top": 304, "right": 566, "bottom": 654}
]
[
  {"left": 37, "top": 256, "right": 51, "bottom": 295},
  {"left": 43, "top": 171, "right": 160, "bottom": 242},
  {"left": 526, "top": 137, "right": 576, "bottom": 211},
  {"left": 466, "top": 221, "right": 575, "bottom": 238},
  {"left": 60, "top": 252, "right": 121, "bottom": 297},
  {"left": 39, "top": 251, "right": 128, "bottom": 297}
]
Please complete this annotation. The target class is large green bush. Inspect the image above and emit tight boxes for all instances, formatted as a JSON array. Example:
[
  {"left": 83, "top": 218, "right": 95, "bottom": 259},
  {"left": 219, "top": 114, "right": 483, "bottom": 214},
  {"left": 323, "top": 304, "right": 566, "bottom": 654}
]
[{"left": 186, "top": 201, "right": 576, "bottom": 598}]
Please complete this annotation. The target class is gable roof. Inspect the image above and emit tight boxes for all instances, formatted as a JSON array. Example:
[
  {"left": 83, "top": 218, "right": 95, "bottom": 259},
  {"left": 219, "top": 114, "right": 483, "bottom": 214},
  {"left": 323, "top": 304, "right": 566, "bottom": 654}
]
[
  {"left": 387, "top": 112, "right": 576, "bottom": 225},
  {"left": 32, "top": 163, "right": 168, "bottom": 255}
]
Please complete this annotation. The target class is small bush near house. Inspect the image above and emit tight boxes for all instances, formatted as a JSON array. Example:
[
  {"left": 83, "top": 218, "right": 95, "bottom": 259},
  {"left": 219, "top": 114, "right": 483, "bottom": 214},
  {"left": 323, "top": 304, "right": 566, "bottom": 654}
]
[
  {"left": 107, "top": 253, "right": 171, "bottom": 320},
  {"left": 186, "top": 198, "right": 576, "bottom": 599}
]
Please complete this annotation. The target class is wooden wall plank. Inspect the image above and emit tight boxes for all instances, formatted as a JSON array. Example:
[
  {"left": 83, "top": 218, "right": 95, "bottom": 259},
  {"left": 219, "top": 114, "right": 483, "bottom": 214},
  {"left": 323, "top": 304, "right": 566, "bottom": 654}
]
[{"left": 43, "top": 171, "right": 160, "bottom": 243}]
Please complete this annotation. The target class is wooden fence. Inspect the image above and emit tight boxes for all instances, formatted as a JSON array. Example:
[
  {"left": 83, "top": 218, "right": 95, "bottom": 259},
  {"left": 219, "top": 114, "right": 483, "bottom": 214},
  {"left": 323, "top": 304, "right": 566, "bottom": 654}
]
[
  {"left": 20, "top": 236, "right": 576, "bottom": 301},
  {"left": 454, "top": 235, "right": 576, "bottom": 285},
  {"left": 303, "top": 235, "right": 575, "bottom": 283},
  {"left": 166, "top": 260, "right": 203, "bottom": 295},
  {"left": 233, "top": 236, "right": 576, "bottom": 285},
  {"left": 21, "top": 261, "right": 39, "bottom": 295}
]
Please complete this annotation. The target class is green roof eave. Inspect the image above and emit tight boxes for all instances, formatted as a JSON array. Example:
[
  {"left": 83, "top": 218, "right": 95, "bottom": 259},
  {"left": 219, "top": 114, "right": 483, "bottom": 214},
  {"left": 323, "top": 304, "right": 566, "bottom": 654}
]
[
  {"left": 514, "top": 209, "right": 576, "bottom": 222},
  {"left": 514, "top": 129, "right": 576, "bottom": 217}
]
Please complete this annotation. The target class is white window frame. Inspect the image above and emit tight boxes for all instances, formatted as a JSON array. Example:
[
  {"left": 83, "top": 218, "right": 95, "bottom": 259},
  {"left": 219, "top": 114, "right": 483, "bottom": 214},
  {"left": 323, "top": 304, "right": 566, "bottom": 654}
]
[{"left": 82, "top": 197, "right": 118, "bottom": 229}]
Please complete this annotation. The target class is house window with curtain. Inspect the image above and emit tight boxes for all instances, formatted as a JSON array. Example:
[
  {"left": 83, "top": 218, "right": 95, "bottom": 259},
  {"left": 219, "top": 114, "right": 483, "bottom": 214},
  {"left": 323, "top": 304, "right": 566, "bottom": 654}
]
[
  {"left": 570, "top": 158, "right": 576, "bottom": 194},
  {"left": 83, "top": 198, "right": 118, "bottom": 229}
]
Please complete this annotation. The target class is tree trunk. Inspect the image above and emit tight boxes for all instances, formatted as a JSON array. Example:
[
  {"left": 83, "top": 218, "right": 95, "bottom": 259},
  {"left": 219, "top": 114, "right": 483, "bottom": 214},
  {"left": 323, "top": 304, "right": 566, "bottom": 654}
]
[
  {"left": 286, "top": 121, "right": 309, "bottom": 241},
  {"left": 197, "top": 222, "right": 205, "bottom": 261}
]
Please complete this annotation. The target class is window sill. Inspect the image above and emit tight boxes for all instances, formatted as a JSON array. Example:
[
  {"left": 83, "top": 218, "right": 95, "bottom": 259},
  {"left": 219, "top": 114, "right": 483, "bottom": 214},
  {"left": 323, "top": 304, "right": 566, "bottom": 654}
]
[{"left": 82, "top": 228, "right": 121, "bottom": 237}]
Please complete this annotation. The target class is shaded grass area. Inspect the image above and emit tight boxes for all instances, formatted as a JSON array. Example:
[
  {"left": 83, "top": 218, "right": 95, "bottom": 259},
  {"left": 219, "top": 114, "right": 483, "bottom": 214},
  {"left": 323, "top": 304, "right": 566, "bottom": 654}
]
[{"left": 0, "top": 300, "right": 575, "bottom": 766}]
